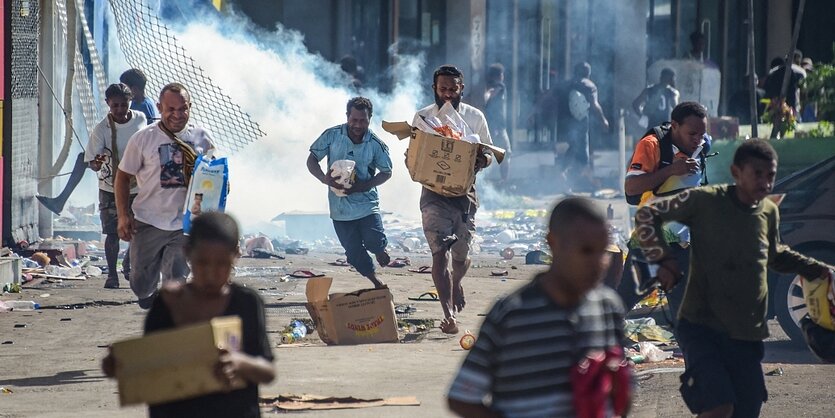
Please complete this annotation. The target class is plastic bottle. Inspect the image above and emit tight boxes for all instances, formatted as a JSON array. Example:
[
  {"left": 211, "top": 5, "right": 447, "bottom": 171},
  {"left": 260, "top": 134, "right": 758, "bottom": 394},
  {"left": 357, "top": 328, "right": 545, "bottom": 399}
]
[
  {"left": 290, "top": 320, "right": 307, "bottom": 340},
  {"left": 4, "top": 301, "right": 40, "bottom": 311}
]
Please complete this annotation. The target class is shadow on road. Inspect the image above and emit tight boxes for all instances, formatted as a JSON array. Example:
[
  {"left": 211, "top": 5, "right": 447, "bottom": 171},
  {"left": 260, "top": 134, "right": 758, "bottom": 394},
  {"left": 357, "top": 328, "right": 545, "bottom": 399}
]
[
  {"left": 0, "top": 369, "right": 104, "bottom": 387},
  {"left": 764, "top": 339, "right": 820, "bottom": 364}
]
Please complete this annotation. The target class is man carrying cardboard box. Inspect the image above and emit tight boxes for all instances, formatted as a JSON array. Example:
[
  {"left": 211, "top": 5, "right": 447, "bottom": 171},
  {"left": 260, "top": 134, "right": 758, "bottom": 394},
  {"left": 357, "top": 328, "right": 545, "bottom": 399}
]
[
  {"left": 307, "top": 97, "right": 393, "bottom": 289},
  {"left": 413, "top": 65, "right": 493, "bottom": 334}
]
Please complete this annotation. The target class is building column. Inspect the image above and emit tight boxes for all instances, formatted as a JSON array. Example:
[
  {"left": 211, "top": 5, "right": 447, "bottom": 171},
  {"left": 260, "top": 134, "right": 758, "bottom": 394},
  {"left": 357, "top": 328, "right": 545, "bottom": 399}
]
[
  {"left": 445, "top": 0, "right": 486, "bottom": 90},
  {"left": 766, "top": 0, "right": 792, "bottom": 66}
]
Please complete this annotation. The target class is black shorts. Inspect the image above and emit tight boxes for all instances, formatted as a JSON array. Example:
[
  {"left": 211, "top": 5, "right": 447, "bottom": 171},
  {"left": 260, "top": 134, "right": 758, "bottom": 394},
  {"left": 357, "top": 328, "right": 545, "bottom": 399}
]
[
  {"left": 98, "top": 190, "right": 135, "bottom": 235},
  {"left": 677, "top": 318, "right": 767, "bottom": 417}
]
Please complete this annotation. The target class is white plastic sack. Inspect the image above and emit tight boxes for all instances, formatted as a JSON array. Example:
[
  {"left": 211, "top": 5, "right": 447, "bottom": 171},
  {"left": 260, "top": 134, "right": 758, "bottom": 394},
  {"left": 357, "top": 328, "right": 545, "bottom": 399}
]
[
  {"left": 329, "top": 160, "right": 356, "bottom": 197},
  {"left": 638, "top": 342, "right": 673, "bottom": 362}
]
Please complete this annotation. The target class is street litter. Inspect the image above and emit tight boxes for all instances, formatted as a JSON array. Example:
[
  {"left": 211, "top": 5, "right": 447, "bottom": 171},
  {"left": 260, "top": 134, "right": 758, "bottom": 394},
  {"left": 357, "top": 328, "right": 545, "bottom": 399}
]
[
  {"left": 289, "top": 269, "right": 325, "bottom": 278},
  {"left": 459, "top": 330, "right": 476, "bottom": 350},
  {"left": 766, "top": 367, "right": 785, "bottom": 376},
  {"left": 305, "top": 277, "right": 398, "bottom": 345},
  {"left": 408, "top": 266, "right": 432, "bottom": 274},
  {"left": 638, "top": 342, "right": 673, "bottom": 362},
  {"left": 278, "top": 320, "right": 310, "bottom": 345},
  {"left": 409, "top": 290, "right": 439, "bottom": 302},
  {"left": 261, "top": 394, "right": 420, "bottom": 411},
  {"left": 625, "top": 318, "right": 674, "bottom": 343},
  {"left": 491, "top": 270, "right": 509, "bottom": 277},
  {"left": 1, "top": 387, "right": 12, "bottom": 394}
]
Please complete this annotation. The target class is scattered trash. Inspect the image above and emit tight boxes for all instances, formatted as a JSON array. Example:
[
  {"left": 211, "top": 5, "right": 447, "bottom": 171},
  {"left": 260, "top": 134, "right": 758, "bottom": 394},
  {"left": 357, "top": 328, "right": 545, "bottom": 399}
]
[
  {"left": 766, "top": 367, "right": 784, "bottom": 376},
  {"left": 387, "top": 257, "right": 410, "bottom": 268},
  {"left": 637, "top": 342, "right": 673, "bottom": 362},
  {"left": 395, "top": 304, "right": 417, "bottom": 315},
  {"left": 3, "top": 283, "right": 21, "bottom": 293},
  {"left": 525, "top": 250, "right": 552, "bottom": 265},
  {"left": 491, "top": 270, "right": 509, "bottom": 277},
  {"left": 459, "top": 330, "right": 476, "bottom": 350},
  {"left": 60, "top": 318, "right": 72, "bottom": 322},
  {"left": 85, "top": 266, "right": 102, "bottom": 277},
  {"left": 408, "top": 290, "right": 439, "bottom": 302},
  {"left": 500, "top": 247, "right": 515, "bottom": 260},
  {"left": 278, "top": 320, "right": 311, "bottom": 345},
  {"left": 39, "top": 293, "right": 50, "bottom": 298},
  {"left": 289, "top": 269, "right": 325, "bottom": 279},
  {"left": 4, "top": 301, "right": 40, "bottom": 311},
  {"left": 261, "top": 394, "right": 420, "bottom": 411},
  {"left": 13, "top": 324, "right": 26, "bottom": 328},
  {"left": 625, "top": 319, "right": 674, "bottom": 343},
  {"left": 30, "top": 252, "right": 51, "bottom": 267},
  {"left": 0, "top": 387, "right": 12, "bottom": 394},
  {"left": 1, "top": 341, "right": 12, "bottom": 345},
  {"left": 328, "top": 259, "right": 350, "bottom": 267},
  {"left": 407, "top": 266, "right": 432, "bottom": 274}
]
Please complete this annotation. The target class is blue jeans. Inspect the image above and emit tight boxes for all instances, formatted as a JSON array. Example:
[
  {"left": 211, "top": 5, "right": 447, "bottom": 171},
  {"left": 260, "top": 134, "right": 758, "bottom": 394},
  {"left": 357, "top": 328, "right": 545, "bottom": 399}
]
[{"left": 332, "top": 213, "right": 387, "bottom": 278}]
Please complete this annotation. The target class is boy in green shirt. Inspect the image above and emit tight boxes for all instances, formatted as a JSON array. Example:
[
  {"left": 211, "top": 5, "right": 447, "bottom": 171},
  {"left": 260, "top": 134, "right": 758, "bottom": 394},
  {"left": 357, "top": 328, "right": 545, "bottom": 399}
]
[{"left": 635, "top": 139, "right": 831, "bottom": 418}]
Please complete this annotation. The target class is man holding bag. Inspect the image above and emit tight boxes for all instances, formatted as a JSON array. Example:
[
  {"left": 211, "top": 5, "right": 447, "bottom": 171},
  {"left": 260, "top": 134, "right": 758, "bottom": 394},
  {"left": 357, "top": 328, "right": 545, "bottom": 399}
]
[
  {"left": 307, "top": 97, "right": 393, "bottom": 289},
  {"left": 115, "top": 82, "right": 214, "bottom": 309}
]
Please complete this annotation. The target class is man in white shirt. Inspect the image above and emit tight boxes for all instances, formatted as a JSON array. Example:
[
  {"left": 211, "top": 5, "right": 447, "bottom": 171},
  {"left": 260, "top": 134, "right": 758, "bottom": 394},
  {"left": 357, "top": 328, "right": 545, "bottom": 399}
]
[
  {"left": 412, "top": 65, "right": 493, "bottom": 334},
  {"left": 85, "top": 83, "right": 147, "bottom": 289},
  {"left": 115, "top": 82, "right": 214, "bottom": 308}
]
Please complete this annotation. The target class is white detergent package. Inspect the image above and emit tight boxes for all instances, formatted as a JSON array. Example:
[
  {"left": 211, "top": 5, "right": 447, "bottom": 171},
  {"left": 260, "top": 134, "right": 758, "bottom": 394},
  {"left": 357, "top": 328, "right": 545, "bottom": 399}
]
[
  {"left": 183, "top": 153, "right": 229, "bottom": 234},
  {"left": 329, "top": 159, "right": 356, "bottom": 197}
]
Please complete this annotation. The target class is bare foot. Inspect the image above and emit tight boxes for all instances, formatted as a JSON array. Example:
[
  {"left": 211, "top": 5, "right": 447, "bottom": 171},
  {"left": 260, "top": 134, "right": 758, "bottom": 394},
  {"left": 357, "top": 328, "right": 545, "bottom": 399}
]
[{"left": 440, "top": 317, "right": 460, "bottom": 334}]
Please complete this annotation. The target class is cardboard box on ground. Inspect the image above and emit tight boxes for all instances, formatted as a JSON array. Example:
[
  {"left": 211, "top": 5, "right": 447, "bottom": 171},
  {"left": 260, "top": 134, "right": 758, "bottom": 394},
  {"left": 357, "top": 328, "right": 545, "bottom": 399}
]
[
  {"left": 110, "top": 316, "right": 245, "bottom": 406},
  {"left": 305, "top": 277, "right": 399, "bottom": 345},
  {"left": 382, "top": 121, "right": 505, "bottom": 198}
]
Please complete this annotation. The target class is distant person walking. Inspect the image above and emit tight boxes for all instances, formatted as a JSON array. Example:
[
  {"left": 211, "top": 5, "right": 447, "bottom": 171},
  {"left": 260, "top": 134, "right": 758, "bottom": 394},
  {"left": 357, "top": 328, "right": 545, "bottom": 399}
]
[
  {"left": 483, "top": 63, "right": 512, "bottom": 184},
  {"left": 633, "top": 68, "right": 680, "bottom": 129}
]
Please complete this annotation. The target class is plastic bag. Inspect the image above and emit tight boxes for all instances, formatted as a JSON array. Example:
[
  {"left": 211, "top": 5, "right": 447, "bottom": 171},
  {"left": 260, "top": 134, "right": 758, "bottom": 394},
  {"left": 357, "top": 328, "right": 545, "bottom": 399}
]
[
  {"left": 638, "top": 342, "right": 672, "bottom": 362},
  {"left": 329, "top": 160, "right": 356, "bottom": 197},
  {"left": 183, "top": 153, "right": 229, "bottom": 234},
  {"left": 802, "top": 269, "right": 835, "bottom": 331}
]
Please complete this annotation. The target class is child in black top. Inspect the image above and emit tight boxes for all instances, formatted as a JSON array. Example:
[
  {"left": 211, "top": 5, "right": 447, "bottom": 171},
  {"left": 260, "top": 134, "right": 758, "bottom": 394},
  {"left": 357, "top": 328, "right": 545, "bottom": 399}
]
[{"left": 104, "top": 212, "right": 275, "bottom": 417}]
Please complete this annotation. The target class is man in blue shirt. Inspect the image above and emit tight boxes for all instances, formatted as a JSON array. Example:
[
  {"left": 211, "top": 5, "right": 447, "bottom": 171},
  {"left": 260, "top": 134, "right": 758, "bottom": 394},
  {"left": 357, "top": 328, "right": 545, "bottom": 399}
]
[
  {"left": 120, "top": 68, "right": 158, "bottom": 124},
  {"left": 307, "top": 97, "right": 393, "bottom": 288}
]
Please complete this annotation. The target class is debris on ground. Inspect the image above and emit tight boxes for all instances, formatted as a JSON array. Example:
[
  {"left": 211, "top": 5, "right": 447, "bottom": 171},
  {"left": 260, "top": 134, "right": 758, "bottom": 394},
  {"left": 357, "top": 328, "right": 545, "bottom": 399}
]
[{"left": 261, "top": 394, "right": 420, "bottom": 411}]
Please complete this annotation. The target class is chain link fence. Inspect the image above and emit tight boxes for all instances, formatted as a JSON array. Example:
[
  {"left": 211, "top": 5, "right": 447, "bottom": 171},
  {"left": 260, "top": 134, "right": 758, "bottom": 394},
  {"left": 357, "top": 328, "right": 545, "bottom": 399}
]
[{"left": 108, "top": 0, "right": 265, "bottom": 154}]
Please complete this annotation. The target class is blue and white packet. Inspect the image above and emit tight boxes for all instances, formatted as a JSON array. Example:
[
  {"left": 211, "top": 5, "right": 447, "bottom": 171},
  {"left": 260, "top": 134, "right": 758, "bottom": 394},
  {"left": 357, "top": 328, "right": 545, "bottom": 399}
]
[{"left": 183, "top": 152, "right": 229, "bottom": 234}]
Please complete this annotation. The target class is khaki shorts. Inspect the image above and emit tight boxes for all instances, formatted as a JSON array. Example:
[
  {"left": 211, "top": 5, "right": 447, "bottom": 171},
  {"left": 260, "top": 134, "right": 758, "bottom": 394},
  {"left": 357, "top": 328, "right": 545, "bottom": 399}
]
[
  {"left": 421, "top": 200, "right": 475, "bottom": 261},
  {"left": 98, "top": 190, "right": 135, "bottom": 235}
]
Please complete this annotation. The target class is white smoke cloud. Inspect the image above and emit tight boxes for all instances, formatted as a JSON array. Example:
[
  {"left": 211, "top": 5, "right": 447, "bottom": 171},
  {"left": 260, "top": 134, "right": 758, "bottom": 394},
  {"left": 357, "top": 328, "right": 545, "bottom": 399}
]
[{"left": 169, "top": 16, "right": 427, "bottom": 233}]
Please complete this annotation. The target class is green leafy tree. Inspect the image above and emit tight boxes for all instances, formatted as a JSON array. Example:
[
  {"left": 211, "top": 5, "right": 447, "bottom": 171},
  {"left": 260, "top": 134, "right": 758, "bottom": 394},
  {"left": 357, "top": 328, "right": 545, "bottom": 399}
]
[{"left": 801, "top": 43, "right": 835, "bottom": 122}]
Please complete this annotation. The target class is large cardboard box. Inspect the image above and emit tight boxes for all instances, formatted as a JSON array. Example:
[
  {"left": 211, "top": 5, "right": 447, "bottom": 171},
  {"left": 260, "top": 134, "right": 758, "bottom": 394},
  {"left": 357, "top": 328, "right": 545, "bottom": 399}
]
[
  {"left": 382, "top": 121, "right": 505, "bottom": 197},
  {"left": 306, "top": 277, "right": 399, "bottom": 345},
  {"left": 111, "top": 316, "right": 245, "bottom": 406}
]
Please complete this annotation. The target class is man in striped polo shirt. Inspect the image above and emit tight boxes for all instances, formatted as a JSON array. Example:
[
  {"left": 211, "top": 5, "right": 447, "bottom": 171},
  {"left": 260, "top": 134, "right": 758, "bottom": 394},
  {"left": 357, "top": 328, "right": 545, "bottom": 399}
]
[{"left": 448, "top": 197, "right": 629, "bottom": 418}]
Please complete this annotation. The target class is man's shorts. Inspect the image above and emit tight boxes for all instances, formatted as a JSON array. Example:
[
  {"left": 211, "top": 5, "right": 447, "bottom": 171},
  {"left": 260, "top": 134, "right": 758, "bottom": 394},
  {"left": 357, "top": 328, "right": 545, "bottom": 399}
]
[
  {"left": 98, "top": 191, "right": 135, "bottom": 235},
  {"left": 421, "top": 200, "right": 475, "bottom": 261},
  {"left": 677, "top": 318, "right": 767, "bottom": 417}
]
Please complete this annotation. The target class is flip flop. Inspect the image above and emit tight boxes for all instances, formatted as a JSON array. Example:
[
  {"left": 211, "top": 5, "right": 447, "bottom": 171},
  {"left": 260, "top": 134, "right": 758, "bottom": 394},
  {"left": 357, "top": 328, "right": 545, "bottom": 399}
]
[
  {"left": 387, "top": 257, "right": 411, "bottom": 268},
  {"left": 408, "top": 265, "right": 432, "bottom": 274},
  {"left": 408, "top": 290, "right": 439, "bottom": 301},
  {"left": 328, "top": 258, "right": 350, "bottom": 267},
  {"left": 491, "top": 270, "right": 509, "bottom": 277},
  {"left": 289, "top": 269, "right": 325, "bottom": 279}
]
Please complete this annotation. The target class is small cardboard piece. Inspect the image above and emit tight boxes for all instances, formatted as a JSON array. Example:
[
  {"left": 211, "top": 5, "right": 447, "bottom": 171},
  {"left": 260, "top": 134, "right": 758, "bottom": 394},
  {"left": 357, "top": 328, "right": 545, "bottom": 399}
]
[
  {"left": 262, "top": 393, "right": 421, "bottom": 411},
  {"left": 111, "top": 316, "right": 245, "bottom": 406},
  {"left": 382, "top": 121, "right": 505, "bottom": 198},
  {"left": 305, "top": 277, "right": 399, "bottom": 345}
]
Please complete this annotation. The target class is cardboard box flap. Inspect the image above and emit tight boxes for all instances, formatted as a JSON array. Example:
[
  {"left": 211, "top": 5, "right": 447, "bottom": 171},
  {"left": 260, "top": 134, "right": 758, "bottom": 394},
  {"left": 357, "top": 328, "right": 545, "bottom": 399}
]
[
  {"left": 381, "top": 121, "right": 412, "bottom": 140},
  {"left": 306, "top": 276, "right": 334, "bottom": 302},
  {"left": 383, "top": 120, "right": 506, "bottom": 163},
  {"left": 482, "top": 143, "right": 506, "bottom": 164}
]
